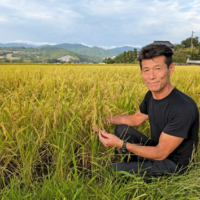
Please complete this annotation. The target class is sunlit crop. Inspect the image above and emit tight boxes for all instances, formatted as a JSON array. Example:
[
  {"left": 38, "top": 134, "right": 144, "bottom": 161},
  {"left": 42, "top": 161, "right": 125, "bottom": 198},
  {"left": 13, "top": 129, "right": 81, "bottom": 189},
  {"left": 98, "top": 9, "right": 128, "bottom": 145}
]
[{"left": 0, "top": 64, "right": 200, "bottom": 199}]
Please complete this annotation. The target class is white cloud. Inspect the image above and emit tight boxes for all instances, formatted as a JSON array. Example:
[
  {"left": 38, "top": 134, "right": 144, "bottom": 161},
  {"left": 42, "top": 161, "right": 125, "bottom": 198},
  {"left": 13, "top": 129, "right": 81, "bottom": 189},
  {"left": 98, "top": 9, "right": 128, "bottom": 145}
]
[
  {"left": 100, "top": 45, "right": 142, "bottom": 49},
  {"left": 11, "top": 40, "right": 57, "bottom": 46},
  {"left": 0, "top": 16, "right": 8, "bottom": 23},
  {"left": 0, "top": 0, "right": 13, "bottom": 7},
  {"left": 0, "top": 0, "right": 199, "bottom": 46},
  {"left": 80, "top": 43, "right": 93, "bottom": 47},
  {"left": 0, "top": 0, "right": 82, "bottom": 24}
]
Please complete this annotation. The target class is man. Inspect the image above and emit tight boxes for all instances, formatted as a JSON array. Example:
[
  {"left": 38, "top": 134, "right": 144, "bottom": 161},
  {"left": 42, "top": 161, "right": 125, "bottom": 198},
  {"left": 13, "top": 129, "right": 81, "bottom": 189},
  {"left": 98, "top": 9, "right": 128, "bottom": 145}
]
[{"left": 94, "top": 44, "right": 199, "bottom": 177}]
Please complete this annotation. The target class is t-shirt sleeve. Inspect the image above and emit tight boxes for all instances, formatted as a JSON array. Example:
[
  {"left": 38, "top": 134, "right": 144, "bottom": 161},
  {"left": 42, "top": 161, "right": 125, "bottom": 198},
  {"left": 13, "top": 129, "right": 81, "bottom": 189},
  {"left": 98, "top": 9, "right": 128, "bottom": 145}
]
[
  {"left": 163, "top": 105, "right": 195, "bottom": 139},
  {"left": 139, "top": 91, "right": 151, "bottom": 115}
]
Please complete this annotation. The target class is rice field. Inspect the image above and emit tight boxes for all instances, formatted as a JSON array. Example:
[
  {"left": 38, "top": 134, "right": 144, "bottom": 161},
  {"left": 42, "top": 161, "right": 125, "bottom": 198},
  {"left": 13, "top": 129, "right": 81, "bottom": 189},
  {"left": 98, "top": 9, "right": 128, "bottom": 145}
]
[{"left": 0, "top": 63, "right": 200, "bottom": 199}]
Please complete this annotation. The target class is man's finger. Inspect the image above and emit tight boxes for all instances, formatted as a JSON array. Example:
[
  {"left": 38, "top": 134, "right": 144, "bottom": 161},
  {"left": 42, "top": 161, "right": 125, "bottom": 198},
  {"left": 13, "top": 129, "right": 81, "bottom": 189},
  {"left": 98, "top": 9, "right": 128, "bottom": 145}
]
[
  {"left": 100, "top": 131, "right": 109, "bottom": 138},
  {"left": 92, "top": 124, "right": 100, "bottom": 133},
  {"left": 99, "top": 131, "right": 107, "bottom": 139},
  {"left": 98, "top": 132, "right": 105, "bottom": 143}
]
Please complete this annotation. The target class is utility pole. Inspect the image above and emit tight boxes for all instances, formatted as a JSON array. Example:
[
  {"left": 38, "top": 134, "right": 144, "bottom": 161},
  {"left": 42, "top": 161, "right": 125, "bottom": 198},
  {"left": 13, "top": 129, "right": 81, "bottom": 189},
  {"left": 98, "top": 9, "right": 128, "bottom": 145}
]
[{"left": 190, "top": 31, "right": 195, "bottom": 58}]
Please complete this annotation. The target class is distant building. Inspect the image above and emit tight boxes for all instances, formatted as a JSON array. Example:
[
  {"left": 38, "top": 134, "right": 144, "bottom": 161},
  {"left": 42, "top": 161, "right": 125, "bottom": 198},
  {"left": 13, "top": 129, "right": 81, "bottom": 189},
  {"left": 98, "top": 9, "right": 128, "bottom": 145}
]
[
  {"left": 0, "top": 52, "right": 18, "bottom": 60},
  {"left": 152, "top": 41, "right": 174, "bottom": 50},
  {"left": 186, "top": 58, "right": 200, "bottom": 65},
  {"left": 58, "top": 55, "right": 72, "bottom": 62},
  {"left": 6, "top": 56, "right": 18, "bottom": 60}
]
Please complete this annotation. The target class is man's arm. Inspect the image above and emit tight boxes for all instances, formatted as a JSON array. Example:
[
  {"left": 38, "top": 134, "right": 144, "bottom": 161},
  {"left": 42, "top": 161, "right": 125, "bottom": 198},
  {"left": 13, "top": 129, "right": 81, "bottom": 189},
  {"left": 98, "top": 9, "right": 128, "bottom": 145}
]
[
  {"left": 103, "top": 110, "right": 148, "bottom": 127},
  {"left": 92, "top": 111, "right": 148, "bottom": 133},
  {"left": 99, "top": 131, "right": 184, "bottom": 161}
]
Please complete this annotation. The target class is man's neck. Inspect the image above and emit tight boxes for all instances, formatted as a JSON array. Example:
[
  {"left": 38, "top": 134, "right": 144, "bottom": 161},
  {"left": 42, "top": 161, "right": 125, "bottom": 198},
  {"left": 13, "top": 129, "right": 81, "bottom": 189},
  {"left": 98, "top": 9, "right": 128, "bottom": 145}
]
[{"left": 152, "top": 84, "right": 174, "bottom": 100}]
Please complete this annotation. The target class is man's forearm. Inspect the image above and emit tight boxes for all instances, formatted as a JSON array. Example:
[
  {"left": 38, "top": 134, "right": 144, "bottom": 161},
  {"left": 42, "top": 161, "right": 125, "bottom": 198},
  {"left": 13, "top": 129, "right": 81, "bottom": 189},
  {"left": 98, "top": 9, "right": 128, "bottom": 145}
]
[
  {"left": 103, "top": 115, "right": 137, "bottom": 127},
  {"left": 124, "top": 143, "right": 166, "bottom": 161},
  {"left": 101, "top": 111, "right": 148, "bottom": 127}
]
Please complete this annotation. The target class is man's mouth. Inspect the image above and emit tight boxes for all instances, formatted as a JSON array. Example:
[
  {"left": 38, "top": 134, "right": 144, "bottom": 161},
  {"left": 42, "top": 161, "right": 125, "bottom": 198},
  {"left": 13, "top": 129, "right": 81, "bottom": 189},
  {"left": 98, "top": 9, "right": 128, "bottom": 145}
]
[{"left": 148, "top": 82, "right": 159, "bottom": 85}]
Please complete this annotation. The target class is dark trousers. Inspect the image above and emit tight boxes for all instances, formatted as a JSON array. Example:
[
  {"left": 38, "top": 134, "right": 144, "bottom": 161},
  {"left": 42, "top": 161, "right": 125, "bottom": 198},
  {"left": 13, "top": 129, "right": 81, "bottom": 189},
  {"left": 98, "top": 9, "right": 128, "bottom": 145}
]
[{"left": 112, "top": 125, "right": 179, "bottom": 177}]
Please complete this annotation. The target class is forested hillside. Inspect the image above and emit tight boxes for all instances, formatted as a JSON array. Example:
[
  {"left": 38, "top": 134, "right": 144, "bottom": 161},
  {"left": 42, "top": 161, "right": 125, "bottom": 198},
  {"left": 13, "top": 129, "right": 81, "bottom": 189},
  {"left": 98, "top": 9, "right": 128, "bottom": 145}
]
[
  {"left": 0, "top": 46, "right": 102, "bottom": 63},
  {"left": 104, "top": 37, "right": 200, "bottom": 64},
  {"left": 54, "top": 43, "right": 139, "bottom": 58},
  {"left": 173, "top": 37, "right": 200, "bottom": 63}
]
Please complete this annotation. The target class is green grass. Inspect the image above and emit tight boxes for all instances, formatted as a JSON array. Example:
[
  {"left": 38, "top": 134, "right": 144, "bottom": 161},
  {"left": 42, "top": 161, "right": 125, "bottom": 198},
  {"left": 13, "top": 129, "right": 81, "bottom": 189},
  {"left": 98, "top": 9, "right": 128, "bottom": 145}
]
[{"left": 0, "top": 64, "right": 200, "bottom": 199}]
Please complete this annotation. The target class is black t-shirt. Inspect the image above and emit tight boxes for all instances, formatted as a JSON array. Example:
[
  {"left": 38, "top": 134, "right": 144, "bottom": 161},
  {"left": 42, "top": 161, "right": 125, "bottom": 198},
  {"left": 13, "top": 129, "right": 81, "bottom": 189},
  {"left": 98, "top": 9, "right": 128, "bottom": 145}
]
[{"left": 139, "top": 88, "right": 199, "bottom": 167}]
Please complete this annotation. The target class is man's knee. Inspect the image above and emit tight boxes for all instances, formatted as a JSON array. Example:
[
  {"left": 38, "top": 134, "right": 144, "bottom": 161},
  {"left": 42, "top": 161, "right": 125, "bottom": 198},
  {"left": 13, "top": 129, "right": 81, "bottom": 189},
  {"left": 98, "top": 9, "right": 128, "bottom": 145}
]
[
  {"left": 112, "top": 162, "right": 137, "bottom": 174},
  {"left": 112, "top": 163, "right": 126, "bottom": 173},
  {"left": 114, "top": 124, "right": 129, "bottom": 139}
]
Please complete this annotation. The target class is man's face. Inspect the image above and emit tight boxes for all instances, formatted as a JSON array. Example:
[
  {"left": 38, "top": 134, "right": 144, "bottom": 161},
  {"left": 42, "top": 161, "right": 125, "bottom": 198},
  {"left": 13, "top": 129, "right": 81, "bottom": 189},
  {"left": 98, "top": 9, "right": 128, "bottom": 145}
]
[{"left": 141, "top": 55, "right": 174, "bottom": 94}]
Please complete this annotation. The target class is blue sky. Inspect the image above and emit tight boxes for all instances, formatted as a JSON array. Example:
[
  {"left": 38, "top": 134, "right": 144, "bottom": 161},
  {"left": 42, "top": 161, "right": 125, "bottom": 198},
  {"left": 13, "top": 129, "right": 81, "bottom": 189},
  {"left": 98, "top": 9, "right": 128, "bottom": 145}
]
[{"left": 0, "top": 0, "right": 199, "bottom": 48}]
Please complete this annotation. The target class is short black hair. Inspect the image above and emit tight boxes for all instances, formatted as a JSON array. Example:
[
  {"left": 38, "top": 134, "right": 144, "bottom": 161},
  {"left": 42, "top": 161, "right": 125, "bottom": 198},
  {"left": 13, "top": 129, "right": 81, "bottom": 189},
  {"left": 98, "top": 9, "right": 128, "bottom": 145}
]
[{"left": 137, "top": 44, "right": 173, "bottom": 69}]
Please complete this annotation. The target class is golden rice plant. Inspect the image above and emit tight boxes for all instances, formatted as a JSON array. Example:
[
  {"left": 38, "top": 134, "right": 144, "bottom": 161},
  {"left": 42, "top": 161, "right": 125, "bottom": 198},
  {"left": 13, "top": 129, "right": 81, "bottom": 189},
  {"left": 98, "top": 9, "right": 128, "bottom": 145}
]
[{"left": 0, "top": 64, "right": 199, "bottom": 199}]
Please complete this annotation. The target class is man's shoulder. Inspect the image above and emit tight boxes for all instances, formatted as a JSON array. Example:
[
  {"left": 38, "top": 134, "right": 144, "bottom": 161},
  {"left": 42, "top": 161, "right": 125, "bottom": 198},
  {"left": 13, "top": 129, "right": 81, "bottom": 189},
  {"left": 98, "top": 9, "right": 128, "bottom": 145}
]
[
  {"left": 169, "top": 88, "right": 199, "bottom": 118},
  {"left": 171, "top": 88, "right": 197, "bottom": 108}
]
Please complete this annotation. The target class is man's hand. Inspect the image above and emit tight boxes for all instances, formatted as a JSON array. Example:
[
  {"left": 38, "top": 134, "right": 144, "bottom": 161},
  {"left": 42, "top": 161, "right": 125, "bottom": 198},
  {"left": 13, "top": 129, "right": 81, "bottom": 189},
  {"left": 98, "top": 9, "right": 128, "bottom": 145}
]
[
  {"left": 98, "top": 130, "right": 123, "bottom": 148},
  {"left": 92, "top": 116, "right": 110, "bottom": 133},
  {"left": 92, "top": 123, "right": 101, "bottom": 133}
]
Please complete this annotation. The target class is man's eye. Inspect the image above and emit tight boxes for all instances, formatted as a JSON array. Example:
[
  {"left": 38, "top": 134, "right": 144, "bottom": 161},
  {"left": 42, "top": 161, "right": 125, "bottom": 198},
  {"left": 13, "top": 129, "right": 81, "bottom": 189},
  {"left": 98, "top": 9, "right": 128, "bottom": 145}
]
[{"left": 155, "top": 68, "right": 160, "bottom": 70}]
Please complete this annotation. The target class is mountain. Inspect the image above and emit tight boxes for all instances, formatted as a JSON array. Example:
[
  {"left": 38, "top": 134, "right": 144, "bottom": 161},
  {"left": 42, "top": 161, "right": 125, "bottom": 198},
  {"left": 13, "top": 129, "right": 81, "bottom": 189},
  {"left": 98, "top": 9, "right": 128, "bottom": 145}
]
[
  {"left": 54, "top": 43, "right": 140, "bottom": 58},
  {"left": 0, "top": 46, "right": 103, "bottom": 63},
  {"left": 0, "top": 42, "right": 141, "bottom": 59},
  {"left": 0, "top": 42, "right": 36, "bottom": 48},
  {"left": 110, "top": 46, "right": 139, "bottom": 54},
  {"left": 54, "top": 43, "right": 111, "bottom": 58},
  {"left": 38, "top": 46, "right": 102, "bottom": 62}
]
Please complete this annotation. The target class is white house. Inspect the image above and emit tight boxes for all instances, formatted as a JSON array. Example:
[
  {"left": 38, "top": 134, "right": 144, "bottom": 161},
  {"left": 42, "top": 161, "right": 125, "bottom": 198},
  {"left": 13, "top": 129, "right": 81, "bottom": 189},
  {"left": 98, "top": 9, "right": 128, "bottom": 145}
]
[{"left": 186, "top": 58, "right": 200, "bottom": 64}]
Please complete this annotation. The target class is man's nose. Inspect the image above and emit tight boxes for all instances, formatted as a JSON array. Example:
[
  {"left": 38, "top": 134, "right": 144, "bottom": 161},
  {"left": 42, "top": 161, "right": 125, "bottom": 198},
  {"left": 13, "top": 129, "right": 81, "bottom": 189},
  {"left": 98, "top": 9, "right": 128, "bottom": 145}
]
[{"left": 149, "top": 70, "right": 156, "bottom": 79}]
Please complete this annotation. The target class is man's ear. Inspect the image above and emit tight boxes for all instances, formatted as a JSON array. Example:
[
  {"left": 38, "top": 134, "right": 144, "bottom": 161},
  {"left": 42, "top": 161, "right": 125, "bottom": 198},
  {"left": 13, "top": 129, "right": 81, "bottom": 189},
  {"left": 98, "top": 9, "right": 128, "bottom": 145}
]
[{"left": 169, "top": 63, "right": 175, "bottom": 76}]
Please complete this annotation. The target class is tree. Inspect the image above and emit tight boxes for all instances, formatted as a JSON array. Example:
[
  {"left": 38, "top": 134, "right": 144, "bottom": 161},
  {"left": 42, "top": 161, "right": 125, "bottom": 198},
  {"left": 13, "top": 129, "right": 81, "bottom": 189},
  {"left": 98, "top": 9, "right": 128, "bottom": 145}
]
[
  {"left": 105, "top": 49, "right": 138, "bottom": 64},
  {"left": 103, "top": 58, "right": 115, "bottom": 64},
  {"left": 0, "top": 58, "right": 10, "bottom": 63},
  {"left": 133, "top": 48, "right": 137, "bottom": 57},
  {"left": 113, "top": 53, "right": 124, "bottom": 63},
  {"left": 133, "top": 48, "right": 137, "bottom": 63},
  {"left": 181, "top": 37, "right": 199, "bottom": 48},
  {"left": 106, "top": 58, "right": 115, "bottom": 64},
  {"left": 46, "top": 58, "right": 60, "bottom": 63},
  {"left": 123, "top": 51, "right": 127, "bottom": 63}
]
